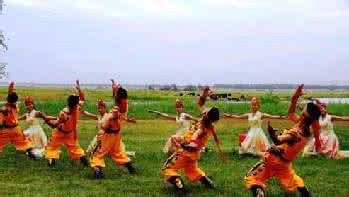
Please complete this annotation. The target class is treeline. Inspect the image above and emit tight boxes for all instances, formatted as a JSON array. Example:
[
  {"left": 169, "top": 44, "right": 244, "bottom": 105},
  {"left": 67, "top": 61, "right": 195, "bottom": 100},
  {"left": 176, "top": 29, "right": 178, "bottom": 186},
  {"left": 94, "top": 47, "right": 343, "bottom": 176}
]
[{"left": 147, "top": 84, "right": 349, "bottom": 91}]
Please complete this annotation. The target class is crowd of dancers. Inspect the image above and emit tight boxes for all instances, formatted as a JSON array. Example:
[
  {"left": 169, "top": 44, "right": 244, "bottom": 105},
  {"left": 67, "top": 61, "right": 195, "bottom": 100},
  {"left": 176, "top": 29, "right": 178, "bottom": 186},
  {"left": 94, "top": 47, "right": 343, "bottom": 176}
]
[{"left": 0, "top": 81, "right": 348, "bottom": 196}]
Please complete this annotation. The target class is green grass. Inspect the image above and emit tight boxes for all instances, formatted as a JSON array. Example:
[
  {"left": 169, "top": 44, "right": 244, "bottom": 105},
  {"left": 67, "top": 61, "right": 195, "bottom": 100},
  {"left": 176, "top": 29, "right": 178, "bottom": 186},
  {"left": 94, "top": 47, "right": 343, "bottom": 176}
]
[
  {"left": 0, "top": 119, "right": 349, "bottom": 196},
  {"left": 1, "top": 87, "right": 347, "bottom": 119}
]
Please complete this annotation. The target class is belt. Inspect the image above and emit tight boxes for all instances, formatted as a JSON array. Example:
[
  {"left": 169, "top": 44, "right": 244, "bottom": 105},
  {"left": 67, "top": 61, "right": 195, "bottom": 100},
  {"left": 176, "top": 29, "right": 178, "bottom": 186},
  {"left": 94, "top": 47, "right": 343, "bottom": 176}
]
[
  {"left": 270, "top": 152, "right": 291, "bottom": 163},
  {"left": 3, "top": 124, "right": 18, "bottom": 129},
  {"left": 104, "top": 129, "right": 120, "bottom": 134},
  {"left": 56, "top": 126, "right": 73, "bottom": 134}
]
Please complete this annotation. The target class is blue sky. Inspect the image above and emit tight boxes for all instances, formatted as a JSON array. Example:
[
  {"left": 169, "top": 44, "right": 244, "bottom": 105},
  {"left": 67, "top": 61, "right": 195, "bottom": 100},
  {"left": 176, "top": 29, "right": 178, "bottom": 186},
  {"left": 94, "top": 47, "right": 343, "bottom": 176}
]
[{"left": 1, "top": 0, "right": 348, "bottom": 85}]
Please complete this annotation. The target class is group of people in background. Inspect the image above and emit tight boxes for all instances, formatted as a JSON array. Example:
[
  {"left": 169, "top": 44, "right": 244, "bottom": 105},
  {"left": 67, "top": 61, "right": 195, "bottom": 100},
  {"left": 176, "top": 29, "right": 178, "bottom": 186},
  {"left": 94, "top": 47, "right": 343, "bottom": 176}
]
[
  {"left": 1, "top": 81, "right": 348, "bottom": 196},
  {"left": 0, "top": 80, "right": 136, "bottom": 178}
]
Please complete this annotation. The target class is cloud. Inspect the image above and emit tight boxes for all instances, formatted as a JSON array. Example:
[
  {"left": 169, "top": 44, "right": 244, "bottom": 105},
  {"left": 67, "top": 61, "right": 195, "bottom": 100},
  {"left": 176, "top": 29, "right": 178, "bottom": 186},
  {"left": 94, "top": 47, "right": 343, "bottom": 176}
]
[{"left": 7, "top": 0, "right": 189, "bottom": 18}]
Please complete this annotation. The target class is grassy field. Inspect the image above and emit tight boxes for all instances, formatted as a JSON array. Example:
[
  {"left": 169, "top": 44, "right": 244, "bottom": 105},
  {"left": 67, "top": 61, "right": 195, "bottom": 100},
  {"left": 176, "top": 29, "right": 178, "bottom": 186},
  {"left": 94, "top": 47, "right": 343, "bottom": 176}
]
[
  {"left": 0, "top": 119, "right": 349, "bottom": 196},
  {"left": 0, "top": 87, "right": 349, "bottom": 196},
  {"left": 1, "top": 87, "right": 349, "bottom": 119}
]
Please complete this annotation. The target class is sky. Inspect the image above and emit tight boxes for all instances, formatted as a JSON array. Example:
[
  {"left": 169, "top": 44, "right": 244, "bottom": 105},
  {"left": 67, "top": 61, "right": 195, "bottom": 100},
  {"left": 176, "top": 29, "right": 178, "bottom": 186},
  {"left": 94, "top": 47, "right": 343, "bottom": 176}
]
[{"left": 0, "top": 0, "right": 348, "bottom": 85}]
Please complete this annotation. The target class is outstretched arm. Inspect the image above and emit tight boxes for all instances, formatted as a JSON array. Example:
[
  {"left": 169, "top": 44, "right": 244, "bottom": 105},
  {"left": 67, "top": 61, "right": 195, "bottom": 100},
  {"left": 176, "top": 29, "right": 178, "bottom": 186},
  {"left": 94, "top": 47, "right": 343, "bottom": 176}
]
[
  {"left": 288, "top": 84, "right": 304, "bottom": 123},
  {"left": 262, "top": 113, "right": 287, "bottom": 120},
  {"left": 80, "top": 110, "right": 98, "bottom": 120},
  {"left": 198, "top": 86, "right": 210, "bottom": 113},
  {"left": 76, "top": 80, "right": 85, "bottom": 107},
  {"left": 120, "top": 114, "right": 137, "bottom": 124},
  {"left": 183, "top": 114, "right": 199, "bottom": 122},
  {"left": 331, "top": 115, "right": 349, "bottom": 122},
  {"left": 8, "top": 81, "right": 15, "bottom": 94},
  {"left": 111, "top": 79, "right": 121, "bottom": 105},
  {"left": 223, "top": 113, "right": 249, "bottom": 119},
  {"left": 36, "top": 112, "right": 60, "bottom": 128},
  {"left": 18, "top": 114, "right": 27, "bottom": 121},
  {"left": 148, "top": 110, "right": 176, "bottom": 121}
]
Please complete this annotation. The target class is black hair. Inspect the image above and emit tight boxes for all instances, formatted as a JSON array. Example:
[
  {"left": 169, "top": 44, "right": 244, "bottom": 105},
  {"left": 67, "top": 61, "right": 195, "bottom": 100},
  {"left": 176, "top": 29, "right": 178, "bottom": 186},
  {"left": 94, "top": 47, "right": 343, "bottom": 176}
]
[
  {"left": 116, "top": 87, "right": 128, "bottom": 105},
  {"left": 67, "top": 95, "right": 80, "bottom": 109},
  {"left": 117, "top": 87, "right": 128, "bottom": 99},
  {"left": 202, "top": 107, "right": 220, "bottom": 128},
  {"left": 306, "top": 102, "right": 321, "bottom": 122},
  {"left": 7, "top": 92, "right": 18, "bottom": 103},
  {"left": 207, "top": 107, "right": 220, "bottom": 122}
]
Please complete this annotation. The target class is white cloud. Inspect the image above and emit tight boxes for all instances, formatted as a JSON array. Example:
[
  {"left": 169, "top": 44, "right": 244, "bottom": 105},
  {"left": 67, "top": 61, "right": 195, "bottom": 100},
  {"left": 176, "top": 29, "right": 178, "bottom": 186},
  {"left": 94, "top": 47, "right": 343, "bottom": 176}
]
[{"left": 7, "top": 0, "right": 189, "bottom": 18}]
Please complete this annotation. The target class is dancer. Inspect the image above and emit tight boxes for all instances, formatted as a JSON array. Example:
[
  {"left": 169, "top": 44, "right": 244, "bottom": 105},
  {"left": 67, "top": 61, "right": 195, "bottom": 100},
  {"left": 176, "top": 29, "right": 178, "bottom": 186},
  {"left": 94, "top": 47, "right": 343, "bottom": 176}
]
[
  {"left": 38, "top": 80, "right": 88, "bottom": 167},
  {"left": 303, "top": 101, "right": 349, "bottom": 159},
  {"left": 161, "top": 87, "right": 224, "bottom": 191},
  {"left": 0, "top": 82, "right": 36, "bottom": 159},
  {"left": 83, "top": 80, "right": 135, "bottom": 156},
  {"left": 89, "top": 105, "right": 136, "bottom": 178},
  {"left": 149, "top": 98, "right": 198, "bottom": 154},
  {"left": 18, "top": 96, "right": 48, "bottom": 158},
  {"left": 224, "top": 96, "right": 286, "bottom": 156},
  {"left": 244, "top": 84, "right": 321, "bottom": 197}
]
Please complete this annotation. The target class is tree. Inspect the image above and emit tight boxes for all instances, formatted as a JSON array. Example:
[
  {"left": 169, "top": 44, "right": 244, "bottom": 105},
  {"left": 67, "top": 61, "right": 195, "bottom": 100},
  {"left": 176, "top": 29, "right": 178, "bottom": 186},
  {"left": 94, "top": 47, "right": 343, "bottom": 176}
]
[
  {"left": 0, "top": 0, "right": 7, "bottom": 79},
  {"left": 0, "top": 62, "right": 7, "bottom": 79}
]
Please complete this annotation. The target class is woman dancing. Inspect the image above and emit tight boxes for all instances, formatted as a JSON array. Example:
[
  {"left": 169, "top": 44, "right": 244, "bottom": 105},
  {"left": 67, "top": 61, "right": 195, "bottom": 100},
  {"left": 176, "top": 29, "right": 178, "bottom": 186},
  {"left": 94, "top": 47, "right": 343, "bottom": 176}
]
[
  {"left": 224, "top": 97, "right": 285, "bottom": 156},
  {"left": 18, "top": 96, "right": 48, "bottom": 158},
  {"left": 38, "top": 80, "right": 89, "bottom": 167},
  {"left": 161, "top": 87, "right": 224, "bottom": 191},
  {"left": 149, "top": 98, "right": 198, "bottom": 154},
  {"left": 244, "top": 84, "right": 322, "bottom": 197},
  {"left": 303, "top": 101, "right": 349, "bottom": 159}
]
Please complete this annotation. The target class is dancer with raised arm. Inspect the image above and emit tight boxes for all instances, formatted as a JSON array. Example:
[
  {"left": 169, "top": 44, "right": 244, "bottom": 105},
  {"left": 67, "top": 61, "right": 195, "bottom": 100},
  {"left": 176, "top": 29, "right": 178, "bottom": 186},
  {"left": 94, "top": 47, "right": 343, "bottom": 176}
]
[
  {"left": 244, "top": 85, "right": 321, "bottom": 197},
  {"left": 38, "top": 80, "right": 89, "bottom": 167},
  {"left": 89, "top": 104, "right": 136, "bottom": 178},
  {"left": 161, "top": 87, "right": 224, "bottom": 192},
  {"left": 0, "top": 82, "right": 36, "bottom": 159}
]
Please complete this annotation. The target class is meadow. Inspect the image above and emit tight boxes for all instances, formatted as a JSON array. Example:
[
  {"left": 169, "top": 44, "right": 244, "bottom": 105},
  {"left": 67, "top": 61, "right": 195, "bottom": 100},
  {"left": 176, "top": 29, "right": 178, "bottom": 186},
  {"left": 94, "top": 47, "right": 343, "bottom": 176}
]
[{"left": 0, "top": 87, "right": 349, "bottom": 196}]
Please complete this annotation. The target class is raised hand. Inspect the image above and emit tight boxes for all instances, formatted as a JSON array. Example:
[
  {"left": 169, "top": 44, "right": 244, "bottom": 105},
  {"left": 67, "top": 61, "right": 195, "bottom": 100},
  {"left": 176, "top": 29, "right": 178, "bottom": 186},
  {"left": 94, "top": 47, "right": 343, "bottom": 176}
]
[
  {"left": 75, "top": 80, "right": 81, "bottom": 90},
  {"left": 294, "top": 84, "right": 304, "bottom": 97}
]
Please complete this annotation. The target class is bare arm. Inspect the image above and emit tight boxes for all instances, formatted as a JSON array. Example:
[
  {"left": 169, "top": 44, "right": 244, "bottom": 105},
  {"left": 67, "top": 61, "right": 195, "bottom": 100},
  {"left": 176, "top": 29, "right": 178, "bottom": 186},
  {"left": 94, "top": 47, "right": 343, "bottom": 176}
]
[
  {"left": 211, "top": 128, "right": 225, "bottom": 162},
  {"left": 148, "top": 110, "right": 176, "bottom": 121},
  {"left": 223, "top": 113, "right": 249, "bottom": 119},
  {"left": 36, "top": 112, "right": 60, "bottom": 128},
  {"left": 267, "top": 122, "right": 293, "bottom": 145},
  {"left": 8, "top": 81, "right": 15, "bottom": 94},
  {"left": 76, "top": 80, "right": 86, "bottom": 107},
  {"left": 120, "top": 114, "right": 137, "bottom": 124},
  {"left": 198, "top": 86, "right": 211, "bottom": 113},
  {"left": 262, "top": 113, "right": 287, "bottom": 120},
  {"left": 288, "top": 84, "right": 304, "bottom": 123},
  {"left": 18, "top": 114, "right": 27, "bottom": 121},
  {"left": 331, "top": 115, "right": 349, "bottom": 122},
  {"left": 80, "top": 110, "right": 98, "bottom": 120},
  {"left": 183, "top": 114, "right": 199, "bottom": 122}
]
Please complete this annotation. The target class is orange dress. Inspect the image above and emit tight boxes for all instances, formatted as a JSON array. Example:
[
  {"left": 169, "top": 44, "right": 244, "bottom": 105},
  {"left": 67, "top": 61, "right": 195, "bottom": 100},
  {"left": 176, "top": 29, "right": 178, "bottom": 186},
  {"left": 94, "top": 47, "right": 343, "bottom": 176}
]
[
  {"left": 0, "top": 104, "right": 32, "bottom": 152},
  {"left": 45, "top": 107, "right": 85, "bottom": 160},
  {"left": 245, "top": 128, "right": 309, "bottom": 192},
  {"left": 161, "top": 126, "right": 213, "bottom": 182},
  {"left": 90, "top": 114, "right": 130, "bottom": 168}
]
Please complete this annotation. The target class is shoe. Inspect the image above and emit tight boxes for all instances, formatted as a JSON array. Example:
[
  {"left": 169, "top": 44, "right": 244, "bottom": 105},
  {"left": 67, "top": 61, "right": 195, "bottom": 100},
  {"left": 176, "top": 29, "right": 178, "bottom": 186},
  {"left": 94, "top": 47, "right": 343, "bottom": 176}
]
[
  {"left": 200, "top": 176, "right": 215, "bottom": 189},
  {"left": 125, "top": 162, "right": 136, "bottom": 175},
  {"left": 80, "top": 156, "right": 89, "bottom": 167},
  {"left": 93, "top": 167, "right": 104, "bottom": 179},
  {"left": 47, "top": 159, "right": 56, "bottom": 167}
]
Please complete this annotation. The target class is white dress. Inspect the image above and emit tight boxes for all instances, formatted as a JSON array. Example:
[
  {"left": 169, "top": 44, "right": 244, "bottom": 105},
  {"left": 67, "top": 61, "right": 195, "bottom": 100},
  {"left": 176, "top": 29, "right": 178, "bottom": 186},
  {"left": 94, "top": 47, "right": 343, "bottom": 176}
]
[
  {"left": 163, "top": 113, "right": 191, "bottom": 153},
  {"left": 23, "top": 110, "right": 47, "bottom": 158},
  {"left": 239, "top": 111, "right": 270, "bottom": 155},
  {"left": 303, "top": 114, "right": 343, "bottom": 159}
]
